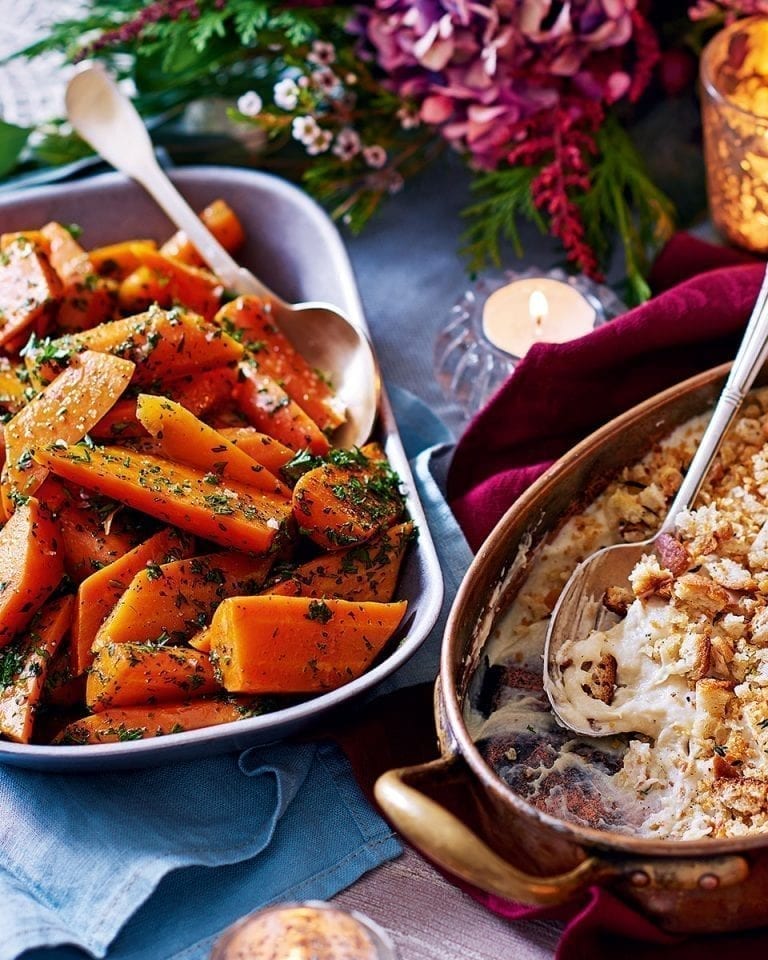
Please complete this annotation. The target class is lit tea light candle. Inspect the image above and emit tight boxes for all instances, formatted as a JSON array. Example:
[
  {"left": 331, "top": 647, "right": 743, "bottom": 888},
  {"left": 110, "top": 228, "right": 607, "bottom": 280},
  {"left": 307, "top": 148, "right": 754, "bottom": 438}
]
[
  {"left": 701, "top": 16, "right": 768, "bottom": 252},
  {"left": 481, "top": 276, "right": 598, "bottom": 358}
]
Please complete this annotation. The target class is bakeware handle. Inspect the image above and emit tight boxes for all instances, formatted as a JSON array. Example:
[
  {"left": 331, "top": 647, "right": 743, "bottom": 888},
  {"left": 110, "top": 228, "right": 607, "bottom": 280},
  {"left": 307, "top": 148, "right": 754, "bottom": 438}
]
[
  {"left": 374, "top": 755, "right": 605, "bottom": 906},
  {"left": 375, "top": 755, "right": 751, "bottom": 905}
]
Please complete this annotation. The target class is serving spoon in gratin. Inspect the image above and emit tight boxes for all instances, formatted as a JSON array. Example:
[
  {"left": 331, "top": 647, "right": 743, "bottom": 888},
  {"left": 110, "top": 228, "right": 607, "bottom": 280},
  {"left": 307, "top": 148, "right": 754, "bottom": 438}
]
[
  {"left": 64, "top": 63, "right": 379, "bottom": 450},
  {"left": 544, "top": 264, "right": 768, "bottom": 736}
]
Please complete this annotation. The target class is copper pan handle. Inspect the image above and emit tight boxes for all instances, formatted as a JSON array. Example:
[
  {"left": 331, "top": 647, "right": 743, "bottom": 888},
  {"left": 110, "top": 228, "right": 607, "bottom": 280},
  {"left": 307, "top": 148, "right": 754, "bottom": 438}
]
[
  {"left": 375, "top": 754, "right": 751, "bottom": 907},
  {"left": 375, "top": 754, "right": 605, "bottom": 906}
]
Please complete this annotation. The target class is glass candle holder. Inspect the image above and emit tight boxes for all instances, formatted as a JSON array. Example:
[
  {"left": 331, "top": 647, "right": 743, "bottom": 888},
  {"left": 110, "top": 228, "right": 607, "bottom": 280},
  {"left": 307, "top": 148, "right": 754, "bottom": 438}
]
[
  {"left": 700, "top": 15, "right": 768, "bottom": 252},
  {"left": 433, "top": 267, "right": 624, "bottom": 421},
  {"left": 210, "top": 901, "right": 398, "bottom": 960}
]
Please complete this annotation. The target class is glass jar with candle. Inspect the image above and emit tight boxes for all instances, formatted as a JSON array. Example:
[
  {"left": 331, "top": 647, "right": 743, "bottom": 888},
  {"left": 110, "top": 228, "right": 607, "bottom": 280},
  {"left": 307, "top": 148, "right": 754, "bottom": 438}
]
[
  {"left": 433, "top": 267, "right": 623, "bottom": 422},
  {"left": 701, "top": 15, "right": 768, "bottom": 252},
  {"left": 209, "top": 901, "right": 398, "bottom": 960}
]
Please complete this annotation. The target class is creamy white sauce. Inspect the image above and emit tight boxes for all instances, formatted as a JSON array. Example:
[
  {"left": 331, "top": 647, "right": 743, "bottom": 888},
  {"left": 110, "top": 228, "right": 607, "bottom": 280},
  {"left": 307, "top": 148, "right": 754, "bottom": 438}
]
[{"left": 466, "top": 397, "right": 768, "bottom": 839}]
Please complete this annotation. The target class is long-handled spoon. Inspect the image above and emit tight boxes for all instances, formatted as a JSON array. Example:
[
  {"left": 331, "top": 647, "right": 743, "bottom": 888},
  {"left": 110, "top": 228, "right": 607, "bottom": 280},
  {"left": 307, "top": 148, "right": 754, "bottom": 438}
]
[
  {"left": 544, "top": 264, "right": 768, "bottom": 736},
  {"left": 65, "top": 63, "right": 379, "bottom": 449}
]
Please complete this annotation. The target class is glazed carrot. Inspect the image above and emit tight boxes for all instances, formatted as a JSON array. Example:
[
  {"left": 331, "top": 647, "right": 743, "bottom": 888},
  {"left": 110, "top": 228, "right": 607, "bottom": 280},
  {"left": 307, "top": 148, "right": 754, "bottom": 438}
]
[
  {"left": 264, "top": 521, "right": 414, "bottom": 602},
  {"left": 0, "top": 231, "right": 49, "bottom": 253},
  {"left": 70, "top": 527, "right": 193, "bottom": 676},
  {"left": 160, "top": 199, "right": 245, "bottom": 266},
  {"left": 41, "top": 643, "right": 87, "bottom": 709},
  {"left": 165, "top": 366, "right": 237, "bottom": 417},
  {"left": 234, "top": 364, "right": 330, "bottom": 456},
  {"left": 217, "top": 427, "right": 296, "bottom": 476},
  {"left": 86, "top": 642, "right": 221, "bottom": 712},
  {"left": 89, "top": 398, "right": 146, "bottom": 440},
  {"left": 41, "top": 222, "right": 91, "bottom": 278},
  {"left": 0, "top": 594, "right": 74, "bottom": 743},
  {"left": 38, "top": 442, "right": 293, "bottom": 554},
  {"left": 0, "top": 236, "right": 63, "bottom": 347},
  {"left": 188, "top": 625, "right": 212, "bottom": 653},
  {"left": 291, "top": 448, "right": 405, "bottom": 550},
  {"left": 4, "top": 350, "right": 135, "bottom": 500},
  {"left": 91, "top": 367, "right": 237, "bottom": 441},
  {"left": 24, "top": 306, "right": 243, "bottom": 389},
  {"left": 136, "top": 394, "right": 289, "bottom": 497},
  {"left": 118, "top": 251, "right": 222, "bottom": 321},
  {"left": 216, "top": 297, "right": 346, "bottom": 433},
  {"left": 96, "top": 551, "right": 272, "bottom": 647},
  {"left": 57, "top": 497, "right": 143, "bottom": 584},
  {"left": 0, "top": 360, "right": 28, "bottom": 420},
  {"left": 0, "top": 498, "right": 64, "bottom": 649},
  {"left": 53, "top": 697, "right": 258, "bottom": 744},
  {"left": 88, "top": 240, "right": 158, "bottom": 278},
  {"left": 39, "top": 222, "right": 118, "bottom": 333},
  {"left": 210, "top": 595, "right": 407, "bottom": 694}
]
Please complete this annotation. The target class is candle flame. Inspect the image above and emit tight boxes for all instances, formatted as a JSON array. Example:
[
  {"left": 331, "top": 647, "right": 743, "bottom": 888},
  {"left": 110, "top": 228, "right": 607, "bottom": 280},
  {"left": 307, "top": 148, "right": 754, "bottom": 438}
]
[{"left": 529, "top": 289, "right": 549, "bottom": 325}]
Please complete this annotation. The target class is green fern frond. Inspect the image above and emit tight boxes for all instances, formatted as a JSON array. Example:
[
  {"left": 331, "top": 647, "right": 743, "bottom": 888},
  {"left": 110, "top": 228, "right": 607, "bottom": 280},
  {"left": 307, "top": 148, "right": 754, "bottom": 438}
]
[{"left": 460, "top": 167, "right": 545, "bottom": 273}]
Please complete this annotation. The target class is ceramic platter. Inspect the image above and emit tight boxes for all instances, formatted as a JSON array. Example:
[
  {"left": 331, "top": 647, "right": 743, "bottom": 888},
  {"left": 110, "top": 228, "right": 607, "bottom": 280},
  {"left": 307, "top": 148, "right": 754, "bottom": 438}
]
[{"left": 0, "top": 166, "right": 443, "bottom": 769}]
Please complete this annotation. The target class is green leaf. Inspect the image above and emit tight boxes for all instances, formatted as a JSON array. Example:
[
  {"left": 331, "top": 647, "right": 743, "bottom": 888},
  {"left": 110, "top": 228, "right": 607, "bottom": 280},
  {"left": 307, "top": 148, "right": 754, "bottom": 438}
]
[
  {"left": 0, "top": 120, "right": 31, "bottom": 178},
  {"left": 579, "top": 113, "right": 676, "bottom": 306},
  {"left": 460, "top": 166, "right": 544, "bottom": 273}
]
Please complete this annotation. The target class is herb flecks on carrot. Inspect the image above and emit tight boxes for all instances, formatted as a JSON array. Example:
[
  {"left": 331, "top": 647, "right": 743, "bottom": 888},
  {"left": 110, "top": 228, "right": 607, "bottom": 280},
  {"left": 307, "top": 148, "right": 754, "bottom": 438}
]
[
  {"left": 265, "top": 521, "right": 414, "bottom": 602},
  {"left": 71, "top": 527, "right": 194, "bottom": 676},
  {"left": 135, "top": 393, "right": 290, "bottom": 498},
  {"left": 210, "top": 594, "right": 408, "bottom": 693},
  {"left": 0, "top": 497, "right": 64, "bottom": 649},
  {"left": 0, "top": 236, "right": 63, "bottom": 347},
  {"left": 37, "top": 441, "right": 293, "bottom": 555},
  {"left": 290, "top": 445, "right": 405, "bottom": 550},
  {"left": 4, "top": 349, "right": 134, "bottom": 499},
  {"left": 234, "top": 363, "right": 330, "bottom": 456},
  {"left": 53, "top": 698, "right": 260, "bottom": 744},
  {"left": 86, "top": 642, "right": 222, "bottom": 712},
  {"left": 216, "top": 296, "right": 346, "bottom": 433},
  {"left": 24, "top": 305, "right": 242, "bottom": 389},
  {"left": 97, "top": 551, "right": 272, "bottom": 648},
  {"left": 0, "top": 595, "right": 74, "bottom": 743}
]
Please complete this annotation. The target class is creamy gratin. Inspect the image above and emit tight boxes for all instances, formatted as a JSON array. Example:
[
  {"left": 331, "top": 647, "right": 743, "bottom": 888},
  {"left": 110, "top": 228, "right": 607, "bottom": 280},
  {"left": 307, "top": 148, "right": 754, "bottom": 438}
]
[{"left": 466, "top": 389, "right": 768, "bottom": 839}]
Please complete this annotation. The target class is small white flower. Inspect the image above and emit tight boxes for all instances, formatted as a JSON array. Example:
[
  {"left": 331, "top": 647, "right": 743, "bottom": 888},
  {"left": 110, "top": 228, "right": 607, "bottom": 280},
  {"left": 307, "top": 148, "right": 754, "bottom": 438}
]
[
  {"left": 273, "top": 78, "right": 299, "bottom": 111},
  {"left": 236, "top": 91, "right": 263, "bottom": 118},
  {"left": 306, "top": 129, "right": 333, "bottom": 156},
  {"left": 292, "top": 115, "right": 320, "bottom": 144},
  {"left": 311, "top": 68, "right": 341, "bottom": 96},
  {"left": 345, "top": 73, "right": 358, "bottom": 85},
  {"left": 397, "top": 105, "right": 420, "bottom": 130},
  {"left": 363, "top": 145, "right": 387, "bottom": 169},
  {"left": 387, "top": 172, "right": 404, "bottom": 195},
  {"left": 308, "top": 40, "right": 336, "bottom": 66},
  {"left": 333, "top": 127, "right": 361, "bottom": 161}
]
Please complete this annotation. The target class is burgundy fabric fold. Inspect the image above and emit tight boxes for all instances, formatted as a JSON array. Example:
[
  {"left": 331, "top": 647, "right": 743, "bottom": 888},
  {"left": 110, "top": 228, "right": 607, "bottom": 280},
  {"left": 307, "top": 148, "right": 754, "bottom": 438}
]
[
  {"left": 445, "top": 233, "right": 768, "bottom": 956},
  {"left": 447, "top": 235, "right": 762, "bottom": 550}
]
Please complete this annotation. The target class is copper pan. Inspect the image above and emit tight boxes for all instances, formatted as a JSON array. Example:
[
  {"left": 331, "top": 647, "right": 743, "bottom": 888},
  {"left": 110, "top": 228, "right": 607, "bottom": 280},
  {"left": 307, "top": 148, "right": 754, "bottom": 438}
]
[{"left": 376, "top": 362, "right": 768, "bottom": 935}]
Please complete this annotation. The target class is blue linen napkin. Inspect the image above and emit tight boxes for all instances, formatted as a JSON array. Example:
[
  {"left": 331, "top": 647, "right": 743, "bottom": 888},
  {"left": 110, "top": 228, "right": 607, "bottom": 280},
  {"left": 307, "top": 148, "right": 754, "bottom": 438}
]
[{"left": 0, "top": 388, "right": 473, "bottom": 960}]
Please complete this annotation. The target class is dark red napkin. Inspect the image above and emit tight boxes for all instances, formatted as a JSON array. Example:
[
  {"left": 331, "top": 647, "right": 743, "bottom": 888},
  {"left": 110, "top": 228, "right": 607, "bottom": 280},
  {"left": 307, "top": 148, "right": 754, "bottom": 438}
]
[
  {"left": 448, "top": 234, "right": 762, "bottom": 551},
  {"left": 446, "top": 233, "right": 768, "bottom": 957}
]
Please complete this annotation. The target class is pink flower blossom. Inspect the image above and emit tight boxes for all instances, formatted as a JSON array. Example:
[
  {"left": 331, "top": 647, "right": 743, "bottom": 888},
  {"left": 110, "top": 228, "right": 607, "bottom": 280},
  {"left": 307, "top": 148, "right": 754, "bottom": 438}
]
[
  {"left": 363, "top": 145, "right": 388, "bottom": 168},
  {"left": 690, "top": 0, "right": 768, "bottom": 18},
  {"left": 333, "top": 127, "right": 362, "bottom": 159},
  {"left": 360, "top": 0, "right": 649, "bottom": 168}
]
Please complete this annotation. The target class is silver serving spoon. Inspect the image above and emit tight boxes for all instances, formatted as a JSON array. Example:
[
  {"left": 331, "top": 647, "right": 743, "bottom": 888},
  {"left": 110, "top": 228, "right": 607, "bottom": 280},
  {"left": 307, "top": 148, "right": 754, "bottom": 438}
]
[
  {"left": 65, "top": 63, "right": 379, "bottom": 449},
  {"left": 544, "top": 264, "right": 768, "bottom": 736}
]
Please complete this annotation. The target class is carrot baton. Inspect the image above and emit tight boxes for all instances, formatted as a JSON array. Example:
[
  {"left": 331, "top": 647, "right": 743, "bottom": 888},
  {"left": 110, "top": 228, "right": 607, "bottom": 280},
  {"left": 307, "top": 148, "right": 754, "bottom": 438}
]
[
  {"left": 4, "top": 349, "right": 135, "bottom": 501},
  {"left": 37, "top": 442, "right": 293, "bottom": 555},
  {"left": 209, "top": 594, "right": 408, "bottom": 694}
]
